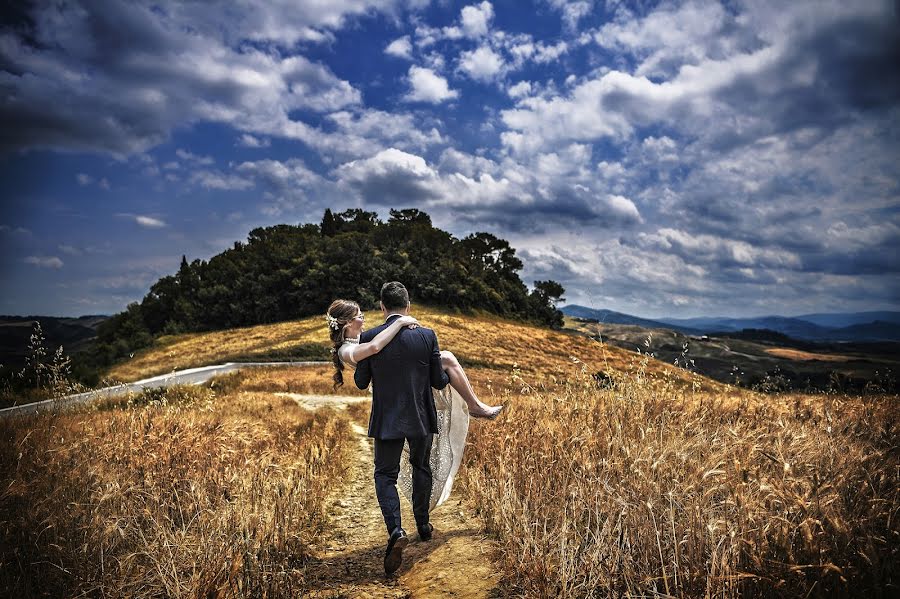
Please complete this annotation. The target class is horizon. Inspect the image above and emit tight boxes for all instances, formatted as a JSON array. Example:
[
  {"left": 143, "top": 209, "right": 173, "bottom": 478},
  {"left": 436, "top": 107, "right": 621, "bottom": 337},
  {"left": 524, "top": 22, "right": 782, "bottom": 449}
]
[
  {"left": 4, "top": 302, "right": 899, "bottom": 324},
  {"left": 2, "top": 1, "right": 899, "bottom": 319}
]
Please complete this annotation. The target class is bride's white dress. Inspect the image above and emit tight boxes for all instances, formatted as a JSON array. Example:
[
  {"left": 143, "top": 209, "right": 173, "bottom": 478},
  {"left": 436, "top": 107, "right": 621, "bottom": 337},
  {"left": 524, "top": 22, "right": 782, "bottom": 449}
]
[{"left": 339, "top": 339, "right": 469, "bottom": 511}]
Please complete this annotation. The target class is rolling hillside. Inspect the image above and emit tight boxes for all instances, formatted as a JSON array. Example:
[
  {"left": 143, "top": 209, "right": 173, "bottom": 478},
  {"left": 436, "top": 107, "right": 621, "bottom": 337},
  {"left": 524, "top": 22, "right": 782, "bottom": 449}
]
[{"left": 104, "top": 305, "right": 723, "bottom": 393}]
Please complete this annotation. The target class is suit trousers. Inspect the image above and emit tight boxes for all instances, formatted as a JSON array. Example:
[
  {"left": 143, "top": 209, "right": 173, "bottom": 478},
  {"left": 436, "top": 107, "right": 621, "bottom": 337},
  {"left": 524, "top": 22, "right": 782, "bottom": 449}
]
[{"left": 373, "top": 435, "right": 433, "bottom": 535}]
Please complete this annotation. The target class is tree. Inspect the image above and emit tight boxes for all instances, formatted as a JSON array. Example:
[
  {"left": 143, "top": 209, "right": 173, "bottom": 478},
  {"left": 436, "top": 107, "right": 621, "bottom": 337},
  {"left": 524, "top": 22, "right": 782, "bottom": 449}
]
[
  {"left": 529, "top": 280, "right": 566, "bottom": 328},
  {"left": 388, "top": 208, "right": 432, "bottom": 227},
  {"left": 94, "top": 208, "right": 567, "bottom": 362},
  {"left": 335, "top": 208, "right": 380, "bottom": 234},
  {"left": 321, "top": 208, "right": 338, "bottom": 236}
]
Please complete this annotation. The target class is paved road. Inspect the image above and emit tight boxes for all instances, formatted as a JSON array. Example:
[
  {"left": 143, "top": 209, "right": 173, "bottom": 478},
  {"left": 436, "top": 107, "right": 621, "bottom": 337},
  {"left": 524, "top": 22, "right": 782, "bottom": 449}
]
[{"left": 0, "top": 361, "right": 326, "bottom": 417}]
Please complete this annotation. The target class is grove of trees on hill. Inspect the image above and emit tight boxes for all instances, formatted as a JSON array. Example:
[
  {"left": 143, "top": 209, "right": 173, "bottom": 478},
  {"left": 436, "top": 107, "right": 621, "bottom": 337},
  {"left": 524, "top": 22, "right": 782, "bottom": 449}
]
[{"left": 91, "top": 208, "right": 564, "bottom": 369}]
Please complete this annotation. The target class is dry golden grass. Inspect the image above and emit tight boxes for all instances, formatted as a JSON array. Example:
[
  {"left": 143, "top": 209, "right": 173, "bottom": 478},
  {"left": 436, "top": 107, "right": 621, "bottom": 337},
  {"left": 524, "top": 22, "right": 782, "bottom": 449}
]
[
  {"left": 0, "top": 377, "right": 353, "bottom": 597},
  {"left": 7, "top": 309, "right": 897, "bottom": 597},
  {"left": 106, "top": 305, "right": 720, "bottom": 395},
  {"left": 105, "top": 318, "right": 330, "bottom": 382},
  {"left": 764, "top": 347, "right": 850, "bottom": 362},
  {"left": 462, "top": 365, "right": 900, "bottom": 597},
  {"left": 217, "top": 364, "right": 370, "bottom": 397}
]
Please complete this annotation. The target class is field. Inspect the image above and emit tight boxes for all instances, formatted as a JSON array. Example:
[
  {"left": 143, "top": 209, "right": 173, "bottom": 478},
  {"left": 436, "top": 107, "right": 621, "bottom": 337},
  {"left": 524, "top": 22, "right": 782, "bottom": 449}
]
[{"left": 2, "top": 309, "right": 898, "bottom": 597}]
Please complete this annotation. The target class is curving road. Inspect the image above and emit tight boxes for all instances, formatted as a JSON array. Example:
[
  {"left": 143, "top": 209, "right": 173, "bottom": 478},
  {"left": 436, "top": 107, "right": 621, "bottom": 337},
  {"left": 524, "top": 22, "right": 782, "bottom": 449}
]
[{"left": 0, "top": 361, "right": 327, "bottom": 417}]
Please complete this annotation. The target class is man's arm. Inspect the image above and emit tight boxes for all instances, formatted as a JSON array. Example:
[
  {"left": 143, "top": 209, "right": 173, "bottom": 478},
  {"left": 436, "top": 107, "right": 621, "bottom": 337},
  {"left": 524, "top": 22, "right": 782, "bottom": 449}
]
[{"left": 429, "top": 329, "right": 450, "bottom": 390}]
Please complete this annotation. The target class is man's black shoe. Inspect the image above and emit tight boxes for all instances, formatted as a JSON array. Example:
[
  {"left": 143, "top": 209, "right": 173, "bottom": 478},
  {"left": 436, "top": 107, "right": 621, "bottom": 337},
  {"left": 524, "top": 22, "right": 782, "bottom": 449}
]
[
  {"left": 417, "top": 523, "right": 433, "bottom": 541},
  {"left": 384, "top": 527, "right": 409, "bottom": 575}
]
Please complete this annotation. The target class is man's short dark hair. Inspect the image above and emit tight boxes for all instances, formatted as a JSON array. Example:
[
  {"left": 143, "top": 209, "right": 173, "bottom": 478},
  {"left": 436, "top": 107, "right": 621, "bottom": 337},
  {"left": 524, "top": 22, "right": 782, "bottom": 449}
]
[{"left": 381, "top": 281, "right": 410, "bottom": 311}]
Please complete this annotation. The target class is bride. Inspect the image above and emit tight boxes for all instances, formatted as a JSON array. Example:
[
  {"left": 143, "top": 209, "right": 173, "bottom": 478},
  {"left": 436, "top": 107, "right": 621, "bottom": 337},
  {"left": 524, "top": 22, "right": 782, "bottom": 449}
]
[{"left": 326, "top": 298, "right": 501, "bottom": 511}]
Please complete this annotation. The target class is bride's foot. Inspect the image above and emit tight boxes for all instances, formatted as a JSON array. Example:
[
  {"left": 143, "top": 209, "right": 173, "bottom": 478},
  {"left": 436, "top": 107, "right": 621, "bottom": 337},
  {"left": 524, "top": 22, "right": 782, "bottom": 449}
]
[{"left": 469, "top": 404, "right": 503, "bottom": 420}]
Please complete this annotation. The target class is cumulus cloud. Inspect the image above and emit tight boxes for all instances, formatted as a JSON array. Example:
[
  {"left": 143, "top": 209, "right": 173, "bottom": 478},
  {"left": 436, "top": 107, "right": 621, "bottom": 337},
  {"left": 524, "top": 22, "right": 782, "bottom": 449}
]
[
  {"left": 460, "top": 2, "right": 494, "bottom": 38},
  {"left": 502, "top": 1, "right": 900, "bottom": 151},
  {"left": 404, "top": 66, "right": 459, "bottom": 103},
  {"left": 333, "top": 146, "right": 645, "bottom": 233},
  {"left": 507, "top": 80, "right": 532, "bottom": 98},
  {"left": 458, "top": 46, "right": 505, "bottom": 81},
  {"left": 385, "top": 36, "right": 413, "bottom": 59},
  {"left": 336, "top": 148, "right": 441, "bottom": 204},
  {"left": 0, "top": 1, "right": 383, "bottom": 156},
  {"left": 25, "top": 256, "right": 64, "bottom": 268}
]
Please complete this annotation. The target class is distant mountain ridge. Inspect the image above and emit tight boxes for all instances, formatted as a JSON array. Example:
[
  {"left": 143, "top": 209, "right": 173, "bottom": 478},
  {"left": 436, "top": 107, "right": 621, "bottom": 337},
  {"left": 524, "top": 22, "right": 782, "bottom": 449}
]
[
  {"left": 560, "top": 305, "right": 704, "bottom": 335},
  {"left": 561, "top": 305, "right": 900, "bottom": 342}
]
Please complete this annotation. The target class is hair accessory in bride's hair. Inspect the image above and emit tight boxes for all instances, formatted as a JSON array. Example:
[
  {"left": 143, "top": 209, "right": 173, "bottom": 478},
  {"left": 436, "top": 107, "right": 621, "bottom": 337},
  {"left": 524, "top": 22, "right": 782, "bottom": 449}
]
[{"left": 325, "top": 313, "right": 341, "bottom": 331}]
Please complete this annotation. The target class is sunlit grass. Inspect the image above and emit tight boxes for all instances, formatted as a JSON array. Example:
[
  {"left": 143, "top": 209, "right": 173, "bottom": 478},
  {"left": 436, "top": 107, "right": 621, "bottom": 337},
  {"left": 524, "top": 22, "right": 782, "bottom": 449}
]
[
  {"left": 5, "top": 311, "right": 896, "bottom": 597},
  {"left": 462, "top": 365, "right": 899, "bottom": 597},
  {"left": 106, "top": 306, "right": 720, "bottom": 395},
  {"left": 0, "top": 378, "right": 353, "bottom": 597}
]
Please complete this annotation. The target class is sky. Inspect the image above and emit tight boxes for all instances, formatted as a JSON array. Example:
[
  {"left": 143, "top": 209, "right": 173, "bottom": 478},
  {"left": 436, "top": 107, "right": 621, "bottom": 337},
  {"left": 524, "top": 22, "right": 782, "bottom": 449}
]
[{"left": 1, "top": 0, "right": 899, "bottom": 319}]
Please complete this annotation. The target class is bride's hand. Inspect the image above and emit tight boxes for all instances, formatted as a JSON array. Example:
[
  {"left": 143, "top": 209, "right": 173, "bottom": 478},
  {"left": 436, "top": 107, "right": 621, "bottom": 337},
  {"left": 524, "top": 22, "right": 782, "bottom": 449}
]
[{"left": 397, "top": 315, "right": 419, "bottom": 329}]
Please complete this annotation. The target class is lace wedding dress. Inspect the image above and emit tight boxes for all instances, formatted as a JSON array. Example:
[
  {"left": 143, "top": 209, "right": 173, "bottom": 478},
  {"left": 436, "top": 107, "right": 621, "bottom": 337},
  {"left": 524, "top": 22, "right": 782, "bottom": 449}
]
[{"left": 339, "top": 339, "right": 469, "bottom": 511}]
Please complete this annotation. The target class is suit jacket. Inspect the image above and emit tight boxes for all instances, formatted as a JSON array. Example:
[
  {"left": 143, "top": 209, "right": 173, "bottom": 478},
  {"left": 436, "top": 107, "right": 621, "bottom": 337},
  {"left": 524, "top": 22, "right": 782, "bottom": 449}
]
[{"left": 354, "top": 314, "right": 450, "bottom": 440}]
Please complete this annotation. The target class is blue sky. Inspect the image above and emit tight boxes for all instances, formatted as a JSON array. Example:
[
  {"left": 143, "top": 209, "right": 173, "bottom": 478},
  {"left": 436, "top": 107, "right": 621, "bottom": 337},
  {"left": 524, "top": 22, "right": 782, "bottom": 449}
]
[{"left": 1, "top": 0, "right": 898, "bottom": 319}]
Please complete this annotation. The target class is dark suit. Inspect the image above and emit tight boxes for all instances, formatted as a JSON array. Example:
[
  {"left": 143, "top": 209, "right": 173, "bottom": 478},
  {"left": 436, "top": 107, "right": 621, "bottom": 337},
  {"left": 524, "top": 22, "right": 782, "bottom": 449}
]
[{"left": 354, "top": 313, "right": 450, "bottom": 533}]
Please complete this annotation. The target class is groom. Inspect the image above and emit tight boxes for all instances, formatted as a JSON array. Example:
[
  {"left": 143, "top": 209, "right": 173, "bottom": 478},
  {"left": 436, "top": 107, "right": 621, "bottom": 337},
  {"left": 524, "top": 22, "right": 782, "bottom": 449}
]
[{"left": 354, "top": 281, "right": 450, "bottom": 575}]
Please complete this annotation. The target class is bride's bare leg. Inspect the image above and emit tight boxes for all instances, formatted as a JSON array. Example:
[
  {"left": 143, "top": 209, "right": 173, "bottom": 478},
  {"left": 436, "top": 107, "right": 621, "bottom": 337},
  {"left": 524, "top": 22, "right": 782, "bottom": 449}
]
[{"left": 441, "top": 351, "right": 502, "bottom": 418}]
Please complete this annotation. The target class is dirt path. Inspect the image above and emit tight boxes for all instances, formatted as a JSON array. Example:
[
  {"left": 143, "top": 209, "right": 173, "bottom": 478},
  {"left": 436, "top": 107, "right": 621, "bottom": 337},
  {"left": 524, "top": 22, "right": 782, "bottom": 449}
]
[{"left": 279, "top": 393, "right": 502, "bottom": 598}]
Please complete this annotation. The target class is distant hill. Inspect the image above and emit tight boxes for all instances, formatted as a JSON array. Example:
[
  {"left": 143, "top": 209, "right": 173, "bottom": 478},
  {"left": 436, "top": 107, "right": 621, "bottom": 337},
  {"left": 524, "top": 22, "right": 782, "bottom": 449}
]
[
  {"left": 794, "top": 311, "right": 900, "bottom": 328},
  {"left": 659, "top": 313, "right": 900, "bottom": 342},
  {"left": 560, "top": 307, "right": 900, "bottom": 342},
  {"left": 833, "top": 320, "right": 900, "bottom": 342},
  {"left": 0, "top": 315, "right": 107, "bottom": 369},
  {"left": 663, "top": 316, "right": 836, "bottom": 340},
  {"left": 560, "top": 305, "right": 703, "bottom": 334}
]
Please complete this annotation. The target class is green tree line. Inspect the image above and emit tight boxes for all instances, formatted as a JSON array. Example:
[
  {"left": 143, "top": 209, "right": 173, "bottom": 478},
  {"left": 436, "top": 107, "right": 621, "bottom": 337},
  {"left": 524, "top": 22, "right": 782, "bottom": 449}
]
[{"left": 90, "top": 208, "right": 564, "bottom": 370}]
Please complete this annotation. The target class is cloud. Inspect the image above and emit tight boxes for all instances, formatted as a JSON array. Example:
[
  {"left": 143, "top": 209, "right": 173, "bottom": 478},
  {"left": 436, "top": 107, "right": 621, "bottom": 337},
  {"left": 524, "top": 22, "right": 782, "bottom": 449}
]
[
  {"left": 76, "top": 173, "right": 92, "bottom": 185},
  {"left": 501, "top": 1, "right": 900, "bottom": 150},
  {"left": 0, "top": 225, "right": 33, "bottom": 236},
  {"left": 321, "top": 109, "right": 445, "bottom": 159},
  {"left": 594, "top": 0, "right": 733, "bottom": 79},
  {"left": 335, "top": 148, "right": 441, "bottom": 204},
  {"left": 24, "top": 256, "right": 64, "bottom": 268},
  {"left": 544, "top": 0, "right": 593, "bottom": 31},
  {"left": 334, "top": 146, "right": 644, "bottom": 233},
  {"left": 0, "top": 1, "right": 375, "bottom": 156},
  {"left": 458, "top": 46, "right": 505, "bottom": 82},
  {"left": 460, "top": 2, "right": 494, "bottom": 38},
  {"left": 58, "top": 244, "right": 82, "bottom": 256},
  {"left": 507, "top": 80, "right": 532, "bottom": 99},
  {"left": 176, "top": 149, "right": 214, "bottom": 165},
  {"left": 189, "top": 170, "right": 255, "bottom": 191},
  {"left": 633, "top": 228, "right": 801, "bottom": 271},
  {"left": 134, "top": 215, "right": 167, "bottom": 228},
  {"left": 385, "top": 36, "right": 413, "bottom": 59},
  {"left": 237, "top": 134, "right": 270, "bottom": 148},
  {"left": 234, "top": 158, "right": 331, "bottom": 217},
  {"left": 404, "top": 66, "right": 459, "bottom": 103}
]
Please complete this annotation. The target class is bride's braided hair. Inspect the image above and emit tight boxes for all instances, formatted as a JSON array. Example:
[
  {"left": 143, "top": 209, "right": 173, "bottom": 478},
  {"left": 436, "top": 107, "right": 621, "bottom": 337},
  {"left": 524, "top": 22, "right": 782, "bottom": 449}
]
[{"left": 326, "top": 299, "right": 360, "bottom": 388}]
